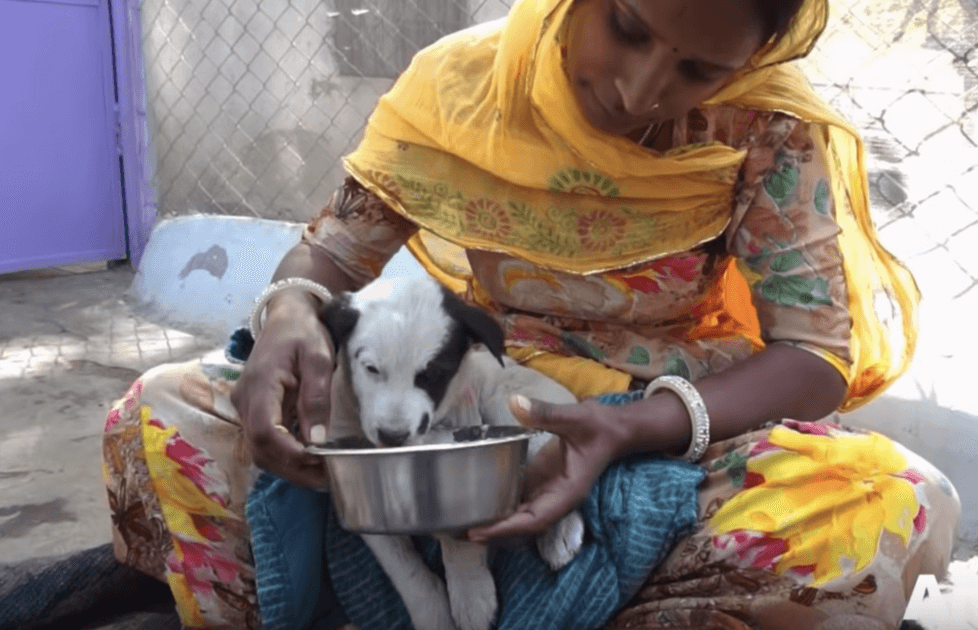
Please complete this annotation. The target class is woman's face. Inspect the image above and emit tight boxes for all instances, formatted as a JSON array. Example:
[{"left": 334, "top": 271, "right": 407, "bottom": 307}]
[{"left": 566, "top": 0, "right": 766, "bottom": 140}]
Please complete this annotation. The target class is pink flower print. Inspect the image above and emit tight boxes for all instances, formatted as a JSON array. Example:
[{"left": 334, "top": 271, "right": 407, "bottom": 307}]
[
  {"left": 191, "top": 514, "right": 224, "bottom": 542},
  {"left": 749, "top": 439, "right": 780, "bottom": 457},
  {"left": 165, "top": 433, "right": 228, "bottom": 507},
  {"left": 168, "top": 541, "right": 242, "bottom": 597},
  {"left": 104, "top": 409, "right": 122, "bottom": 432},
  {"left": 782, "top": 419, "right": 835, "bottom": 436},
  {"left": 913, "top": 506, "right": 927, "bottom": 535},
  {"left": 620, "top": 274, "right": 662, "bottom": 294},
  {"left": 743, "top": 471, "right": 765, "bottom": 489},
  {"left": 791, "top": 564, "right": 817, "bottom": 578},
  {"left": 713, "top": 531, "right": 790, "bottom": 571},
  {"left": 649, "top": 255, "right": 701, "bottom": 283},
  {"left": 899, "top": 468, "right": 927, "bottom": 484},
  {"left": 122, "top": 379, "right": 144, "bottom": 411}
]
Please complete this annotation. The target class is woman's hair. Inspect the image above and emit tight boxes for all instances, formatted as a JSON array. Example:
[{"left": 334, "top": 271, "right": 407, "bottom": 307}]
[{"left": 754, "top": 0, "right": 807, "bottom": 45}]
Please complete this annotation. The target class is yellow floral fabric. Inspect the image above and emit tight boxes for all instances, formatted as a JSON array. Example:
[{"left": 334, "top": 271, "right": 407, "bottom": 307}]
[
  {"left": 307, "top": 111, "right": 854, "bottom": 400},
  {"left": 608, "top": 418, "right": 959, "bottom": 630},
  {"left": 709, "top": 424, "right": 923, "bottom": 587},
  {"left": 103, "top": 360, "right": 961, "bottom": 629},
  {"left": 340, "top": 0, "right": 920, "bottom": 410},
  {"left": 102, "top": 364, "right": 259, "bottom": 630}
]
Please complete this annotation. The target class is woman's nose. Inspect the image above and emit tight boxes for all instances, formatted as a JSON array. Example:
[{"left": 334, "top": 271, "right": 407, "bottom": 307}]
[{"left": 615, "top": 49, "right": 671, "bottom": 117}]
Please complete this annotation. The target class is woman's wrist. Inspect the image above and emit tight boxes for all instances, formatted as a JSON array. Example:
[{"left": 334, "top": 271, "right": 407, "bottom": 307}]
[
  {"left": 250, "top": 277, "right": 334, "bottom": 336},
  {"left": 265, "top": 287, "right": 323, "bottom": 319},
  {"left": 602, "top": 390, "right": 692, "bottom": 459}
]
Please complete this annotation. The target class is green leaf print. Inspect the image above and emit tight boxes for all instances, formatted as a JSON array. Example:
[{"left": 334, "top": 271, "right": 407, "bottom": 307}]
[
  {"left": 718, "top": 452, "right": 748, "bottom": 470},
  {"left": 717, "top": 452, "right": 748, "bottom": 486},
  {"left": 764, "top": 158, "right": 800, "bottom": 208},
  {"left": 220, "top": 368, "right": 241, "bottom": 381},
  {"left": 814, "top": 180, "right": 830, "bottom": 215},
  {"left": 758, "top": 275, "right": 833, "bottom": 307},
  {"left": 663, "top": 354, "right": 691, "bottom": 380},
  {"left": 744, "top": 247, "right": 771, "bottom": 271},
  {"left": 627, "top": 346, "right": 651, "bottom": 365},
  {"left": 770, "top": 250, "right": 804, "bottom": 273}
]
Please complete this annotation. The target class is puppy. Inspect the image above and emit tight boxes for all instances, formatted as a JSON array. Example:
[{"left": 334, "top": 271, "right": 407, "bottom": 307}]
[{"left": 319, "top": 275, "right": 585, "bottom": 630}]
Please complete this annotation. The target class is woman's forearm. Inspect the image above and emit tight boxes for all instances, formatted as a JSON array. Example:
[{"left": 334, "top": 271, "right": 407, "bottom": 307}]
[
  {"left": 264, "top": 242, "right": 361, "bottom": 318},
  {"left": 616, "top": 343, "right": 849, "bottom": 458}
]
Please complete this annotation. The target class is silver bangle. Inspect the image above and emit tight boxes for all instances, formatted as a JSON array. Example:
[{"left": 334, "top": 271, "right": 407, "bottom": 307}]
[
  {"left": 644, "top": 375, "right": 710, "bottom": 463},
  {"left": 249, "top": 278, "right": 334, "bottom": 336}
]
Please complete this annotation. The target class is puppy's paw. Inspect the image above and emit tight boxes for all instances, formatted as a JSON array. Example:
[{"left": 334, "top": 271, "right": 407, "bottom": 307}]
[
  {"left": 537, "top": 510, "right": 585, "bottom": 571},
  {"left": 406, "top": 582, "right": 458, "bottom": 630},
  {"left": 448, "top": 573, "right": 498, "bottom": 630}
]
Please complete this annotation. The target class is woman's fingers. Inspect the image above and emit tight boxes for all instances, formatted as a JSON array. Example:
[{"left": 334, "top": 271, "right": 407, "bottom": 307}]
[
  {"left": 237, "top": 376, "right": 329, "bottom": 488},
  {"left": 468, "top": 473, "right": 587, "bottom": 541},
  {"left": 296, "top": 342, "right": 334, "bottom": 444},
  {"left": 509, "top": 395, "right": 590, "bottom": 440},
  {"left": 251, "top": 420, "right": 328, "bottom": 488}
]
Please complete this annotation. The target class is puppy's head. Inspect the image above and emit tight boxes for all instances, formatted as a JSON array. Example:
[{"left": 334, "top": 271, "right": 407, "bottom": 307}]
[{"left": 320, "top": 276, "right": 504, "bottom": 447}]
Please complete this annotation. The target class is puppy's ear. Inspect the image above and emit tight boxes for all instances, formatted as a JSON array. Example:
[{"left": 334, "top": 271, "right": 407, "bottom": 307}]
[
  {"left": 440, "top": 287, "right": 505, "bottom": 367},
  {"left": 318, "top": 293, "right": 359, "bottom": 351}
]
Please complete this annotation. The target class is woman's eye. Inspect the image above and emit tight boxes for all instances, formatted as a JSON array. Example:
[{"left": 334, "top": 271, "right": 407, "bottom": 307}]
[
  {"left": 609, "top": 7, "right": 649, "bottom": 46},
  {"left": 677, "top": 60, "right": 714, "bottom": 83}
]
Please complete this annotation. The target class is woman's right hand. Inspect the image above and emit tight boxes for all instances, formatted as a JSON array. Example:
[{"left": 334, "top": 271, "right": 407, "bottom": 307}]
[{"left": 230, "top": 289, "right": 332, "bottom": 488}]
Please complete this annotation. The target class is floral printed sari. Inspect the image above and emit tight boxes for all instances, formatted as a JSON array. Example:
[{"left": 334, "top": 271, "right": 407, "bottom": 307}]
[{"left": 103, "top": 355, "right": 959, "bottom": 629}]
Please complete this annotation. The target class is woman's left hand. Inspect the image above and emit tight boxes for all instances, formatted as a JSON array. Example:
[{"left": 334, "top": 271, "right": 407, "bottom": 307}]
[{"left": 467, "top": 395, "right": 629, "bottom": 541}]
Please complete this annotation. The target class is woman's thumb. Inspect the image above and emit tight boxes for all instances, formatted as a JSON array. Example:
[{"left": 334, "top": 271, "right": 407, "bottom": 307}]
[
  {"left": 509, "top": 395, "right": 537, "bottom": 425},
  {"left": 509, "top": 394, "right": 572, "bottom": 434}
]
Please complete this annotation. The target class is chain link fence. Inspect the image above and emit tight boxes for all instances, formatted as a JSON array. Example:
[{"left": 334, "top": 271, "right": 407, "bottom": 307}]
[
  {"left": 141, "top": 0, "right": 978, "bottom": 290},
  {"left": 141, "top": 0, "right": 511, "bottom": 222}
]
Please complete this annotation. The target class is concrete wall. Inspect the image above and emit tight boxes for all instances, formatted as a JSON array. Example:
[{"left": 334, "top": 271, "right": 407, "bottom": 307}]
[{"left": 129, "top": 215, "right": 424, "bottom": 341}]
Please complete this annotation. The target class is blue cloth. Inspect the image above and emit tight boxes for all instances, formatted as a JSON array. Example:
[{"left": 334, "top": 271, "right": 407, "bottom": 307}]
[{"left": 247, "top": 391, "right": 706, "bottom": 630}]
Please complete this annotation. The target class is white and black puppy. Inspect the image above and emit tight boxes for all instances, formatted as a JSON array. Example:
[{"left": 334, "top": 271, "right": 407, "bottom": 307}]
[{"left": 319, "top": 275, "right": 585, "bottom": 630}]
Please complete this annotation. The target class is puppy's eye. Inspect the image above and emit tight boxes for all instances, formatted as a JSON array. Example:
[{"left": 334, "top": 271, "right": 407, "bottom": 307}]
[{"left": 364, "top": 364, "right": 380, "bottom": 375}]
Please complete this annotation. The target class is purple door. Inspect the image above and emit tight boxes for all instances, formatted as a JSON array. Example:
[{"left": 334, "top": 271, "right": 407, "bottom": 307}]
[{"left": 0, "top": 0, "right": 127, "bottom": 273}]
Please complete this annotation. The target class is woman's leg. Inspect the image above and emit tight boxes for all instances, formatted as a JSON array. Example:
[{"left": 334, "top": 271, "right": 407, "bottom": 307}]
[
  {"left": 607, "top": 419, "right": 961, "bottom": 630},
  {"left": 102, "top": 356, "right": 259, "bottom": 630}
]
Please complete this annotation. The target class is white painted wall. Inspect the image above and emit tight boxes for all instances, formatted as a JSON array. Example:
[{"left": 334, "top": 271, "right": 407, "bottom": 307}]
[{"left": 129, "top": 215, "right": 424, "bottom": 341}]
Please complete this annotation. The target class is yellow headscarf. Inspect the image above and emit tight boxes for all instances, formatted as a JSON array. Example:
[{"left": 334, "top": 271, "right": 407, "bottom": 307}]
[{"left": 343, "top": 0, "right": 919, "bottom": 411}]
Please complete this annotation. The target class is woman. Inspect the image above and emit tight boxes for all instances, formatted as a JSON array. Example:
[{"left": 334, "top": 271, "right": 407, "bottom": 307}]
[{"left": 102, "top": 0, "right": 961, "bottom": 627}]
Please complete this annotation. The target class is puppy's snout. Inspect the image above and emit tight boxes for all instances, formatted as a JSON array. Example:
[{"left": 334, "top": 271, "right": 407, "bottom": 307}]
[
  {"left": 419, "top": 413, "right": 430, "bottom": 435},
  {"left": 377, "top": 429, "right": 411, "bottom": 447}
]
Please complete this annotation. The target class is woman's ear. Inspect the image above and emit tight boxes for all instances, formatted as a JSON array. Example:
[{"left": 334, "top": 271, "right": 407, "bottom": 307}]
[
  {"left": 439, "top": 287, "right": 506, "bottom": 367},
  {"left": 318, "top": 293, "right": 360, "bottom": 352}
]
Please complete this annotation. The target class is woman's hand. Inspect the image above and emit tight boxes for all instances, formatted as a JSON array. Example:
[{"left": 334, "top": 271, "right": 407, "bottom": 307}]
[
  {"left": 468, "top": 395, "right": 631, "bottom": 541},
  {"left": 230, "top": 290, "right": 332, "bottom": 488}
]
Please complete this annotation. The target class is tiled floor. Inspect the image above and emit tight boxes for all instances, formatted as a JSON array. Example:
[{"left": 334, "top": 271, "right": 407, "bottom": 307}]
[{"left": 0, "top": 264, "right": 219, "bottom": 566}]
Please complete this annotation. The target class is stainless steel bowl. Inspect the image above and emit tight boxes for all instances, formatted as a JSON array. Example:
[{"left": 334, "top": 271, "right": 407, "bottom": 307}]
[{"left": 306, "top": 426, "right": 537, "bottom": 534}]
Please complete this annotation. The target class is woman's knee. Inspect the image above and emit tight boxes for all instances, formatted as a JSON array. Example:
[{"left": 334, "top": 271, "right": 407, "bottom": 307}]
[{"left": 102, "top": 358, "right": 208, "bottom": 434}]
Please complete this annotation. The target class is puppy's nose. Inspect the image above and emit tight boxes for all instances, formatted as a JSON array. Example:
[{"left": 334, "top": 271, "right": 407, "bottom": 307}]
[{"left": 377, "top": 429, "right": 410, "bottom": 447}]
